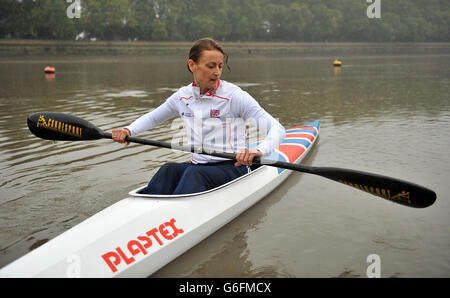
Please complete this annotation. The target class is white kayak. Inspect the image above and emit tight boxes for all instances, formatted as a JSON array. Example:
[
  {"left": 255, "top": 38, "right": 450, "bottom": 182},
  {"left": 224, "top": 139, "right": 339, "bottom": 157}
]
[{"left": 0, "top": 121, "right": 319, "bottom": 278}]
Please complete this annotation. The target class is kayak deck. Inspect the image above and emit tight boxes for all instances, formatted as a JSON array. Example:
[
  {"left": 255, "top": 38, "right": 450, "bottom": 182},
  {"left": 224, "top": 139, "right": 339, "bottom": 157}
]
[{"left": 0, "top": 121, "right": 319, "bottom": 277}]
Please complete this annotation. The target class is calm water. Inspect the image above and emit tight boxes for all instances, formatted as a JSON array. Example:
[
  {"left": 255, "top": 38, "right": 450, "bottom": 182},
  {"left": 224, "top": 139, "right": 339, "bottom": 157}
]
[{"left": 0, "top": 47, "right": 449, "bottom": 277}]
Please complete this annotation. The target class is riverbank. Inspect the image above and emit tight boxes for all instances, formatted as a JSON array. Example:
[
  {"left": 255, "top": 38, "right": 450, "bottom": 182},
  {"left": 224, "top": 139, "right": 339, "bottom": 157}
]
[{"left": 1, "top": 40, "right": 449, "bottom": 58}]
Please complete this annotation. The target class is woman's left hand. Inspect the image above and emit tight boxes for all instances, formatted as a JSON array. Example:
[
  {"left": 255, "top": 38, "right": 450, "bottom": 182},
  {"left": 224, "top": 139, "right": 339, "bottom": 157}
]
[{"left": 235, "top": 148, "right": 262, "bottom": 166}]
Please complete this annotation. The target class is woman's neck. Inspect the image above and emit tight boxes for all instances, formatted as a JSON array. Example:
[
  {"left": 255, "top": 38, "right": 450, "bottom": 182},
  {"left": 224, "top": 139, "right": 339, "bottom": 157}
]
[{"left": 193, "top": 81, "right": 218, "bottom": 95}]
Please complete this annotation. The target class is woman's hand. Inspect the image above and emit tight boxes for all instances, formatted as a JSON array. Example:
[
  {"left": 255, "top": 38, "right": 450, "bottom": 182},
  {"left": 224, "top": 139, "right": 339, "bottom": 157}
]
[
  {"left": 235, "top": 148, "right": 262, "bottom": 166},
  {"left": 112, "top": 128, "right": 131, "bottom": 147}
]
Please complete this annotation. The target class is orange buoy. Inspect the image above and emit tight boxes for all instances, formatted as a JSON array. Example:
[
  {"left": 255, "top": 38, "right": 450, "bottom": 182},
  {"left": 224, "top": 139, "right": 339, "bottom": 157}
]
[
  {"left": 333, "top": 59, "right": 342, "bottom": 67},
  {"left": 44, "top": 66, "right": 55, "bottom": 73}
]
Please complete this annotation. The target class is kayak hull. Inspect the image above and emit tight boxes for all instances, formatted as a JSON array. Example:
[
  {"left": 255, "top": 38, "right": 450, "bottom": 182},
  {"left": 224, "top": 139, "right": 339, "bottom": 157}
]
[{"left": 0, "top": 121, "right": 319, "bottom": 278}]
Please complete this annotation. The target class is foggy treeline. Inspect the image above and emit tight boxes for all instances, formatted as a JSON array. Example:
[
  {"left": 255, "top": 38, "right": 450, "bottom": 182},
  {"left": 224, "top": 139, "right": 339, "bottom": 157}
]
[{"left": 1, "top": 0, "right": 448, "bottom": 42}]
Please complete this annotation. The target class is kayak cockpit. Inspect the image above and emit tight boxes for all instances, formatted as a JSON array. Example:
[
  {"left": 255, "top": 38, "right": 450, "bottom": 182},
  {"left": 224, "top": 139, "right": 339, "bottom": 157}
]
[{"left": 128, "top": 164, "right": 266, "bottom": 199}]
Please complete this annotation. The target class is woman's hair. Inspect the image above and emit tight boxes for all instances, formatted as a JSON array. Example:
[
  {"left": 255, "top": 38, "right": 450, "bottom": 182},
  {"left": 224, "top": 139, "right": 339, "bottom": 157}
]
[{"left": 187, "top": 37, "right": 230, "bottom": 73}]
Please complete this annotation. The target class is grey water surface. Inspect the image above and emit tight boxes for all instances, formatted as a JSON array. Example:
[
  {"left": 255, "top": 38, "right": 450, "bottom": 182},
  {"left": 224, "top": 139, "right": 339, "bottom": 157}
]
[{"left": 0, "top": 46, "right": 449, "bottom": 277}]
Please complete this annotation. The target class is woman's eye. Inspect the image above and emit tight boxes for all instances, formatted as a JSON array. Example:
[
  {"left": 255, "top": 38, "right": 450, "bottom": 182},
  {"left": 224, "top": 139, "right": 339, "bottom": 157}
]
[{"left": 206, "top": 64, "right": 221, "bottom": 70}]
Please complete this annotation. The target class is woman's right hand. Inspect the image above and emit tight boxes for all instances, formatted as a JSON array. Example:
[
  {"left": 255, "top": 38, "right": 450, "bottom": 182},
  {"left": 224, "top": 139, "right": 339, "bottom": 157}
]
[{"left": 112, "top": 128, "right": 131, "bottom": 147}]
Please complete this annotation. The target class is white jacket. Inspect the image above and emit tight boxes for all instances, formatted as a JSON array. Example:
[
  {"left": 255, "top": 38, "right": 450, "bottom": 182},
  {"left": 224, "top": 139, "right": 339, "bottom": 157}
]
[{"left": 126, "top": 80, "right": 286, "bottom": 164}]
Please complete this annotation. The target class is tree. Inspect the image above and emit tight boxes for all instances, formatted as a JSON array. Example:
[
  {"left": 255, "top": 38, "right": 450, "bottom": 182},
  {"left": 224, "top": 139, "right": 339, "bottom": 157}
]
[
  {"left": 131, "top": 0, "right": 157, "bottom": 40},
  {"left": 285, "top": 2, "right": 312, "bottom": 41},
  {"left": 31, "top": 0, "right": 78, "bottom": 39},
  {"left": 80, "top": 0, "right": 134, "bottom": 40},
  {"left": 187, "top": 15, "right": 216, "bottom": 40},
  {"left": 151, "top": 18, "right": 168, "bottom": 40},
  {"left": 308, "top": 3, "right": 343, "bottom": 41},
  {"left": 1, "top": 0, "right": 449, "bottom": 42}
]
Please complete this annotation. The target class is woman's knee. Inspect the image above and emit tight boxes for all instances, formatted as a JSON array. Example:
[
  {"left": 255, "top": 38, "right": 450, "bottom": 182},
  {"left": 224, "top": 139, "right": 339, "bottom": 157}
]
[
  {"left": 181, "top": 166, "right": 206, "bottom": 179},
  {"left": 157, "top": 162, "right": 186, "bottom": 175}
]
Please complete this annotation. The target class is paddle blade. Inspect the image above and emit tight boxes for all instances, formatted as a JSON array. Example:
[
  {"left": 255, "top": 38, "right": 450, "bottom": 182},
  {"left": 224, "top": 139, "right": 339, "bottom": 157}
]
[
  {"left": 313, "top": 167, "right": 436, "bottom": 208},
  {"left": 27, "top": 112, "right": 105, "bottom": 141}
]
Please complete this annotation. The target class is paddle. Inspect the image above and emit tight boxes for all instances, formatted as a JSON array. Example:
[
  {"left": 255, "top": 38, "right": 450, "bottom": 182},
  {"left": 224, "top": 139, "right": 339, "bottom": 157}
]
[{"left": 27, "top": 112, "right": 437, "bottom": 208}]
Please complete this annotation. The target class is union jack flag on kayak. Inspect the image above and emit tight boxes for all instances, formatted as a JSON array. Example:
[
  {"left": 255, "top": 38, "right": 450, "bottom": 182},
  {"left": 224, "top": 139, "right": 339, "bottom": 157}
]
[{"left": 249, "top": 120, "right": 320, "bottom": 174}]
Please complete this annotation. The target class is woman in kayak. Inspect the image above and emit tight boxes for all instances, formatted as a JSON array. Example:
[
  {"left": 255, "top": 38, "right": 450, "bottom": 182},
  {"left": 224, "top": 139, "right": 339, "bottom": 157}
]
[{"left": 112, "top": 37, "right": 285, "bottom": 195}]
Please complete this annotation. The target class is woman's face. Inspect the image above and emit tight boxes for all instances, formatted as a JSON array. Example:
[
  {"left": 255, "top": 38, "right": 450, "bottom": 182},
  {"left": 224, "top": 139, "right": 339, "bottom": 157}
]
[{"left": 188, "top": 49, "right": 224, "bottom": 94}]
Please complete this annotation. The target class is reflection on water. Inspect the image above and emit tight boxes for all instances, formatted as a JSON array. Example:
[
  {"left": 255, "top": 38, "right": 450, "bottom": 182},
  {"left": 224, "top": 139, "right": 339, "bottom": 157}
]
[{"left": 0, "top": 48, "right": 449, "bottom": 277}]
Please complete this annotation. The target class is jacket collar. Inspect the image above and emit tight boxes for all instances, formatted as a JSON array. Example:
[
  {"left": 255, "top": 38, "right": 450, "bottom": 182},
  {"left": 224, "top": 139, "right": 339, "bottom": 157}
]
[{"left": 192, "top": 80, "right": 221, "bottom": 97}]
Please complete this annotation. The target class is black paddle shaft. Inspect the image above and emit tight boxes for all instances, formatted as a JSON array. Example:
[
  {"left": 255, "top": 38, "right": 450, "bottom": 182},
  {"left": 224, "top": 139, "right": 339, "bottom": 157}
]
[
  {"left": 102, "top": 133, "right": 436, "bottom": 208},
  {"left": 27, "top": 112, "right": 437, "bottom": 208}
]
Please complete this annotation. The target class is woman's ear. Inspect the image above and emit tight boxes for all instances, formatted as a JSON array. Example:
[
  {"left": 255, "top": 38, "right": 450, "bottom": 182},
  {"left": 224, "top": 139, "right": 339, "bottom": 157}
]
[{"left": 187, "top": 59, "right": 196, "bottom": 73}]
